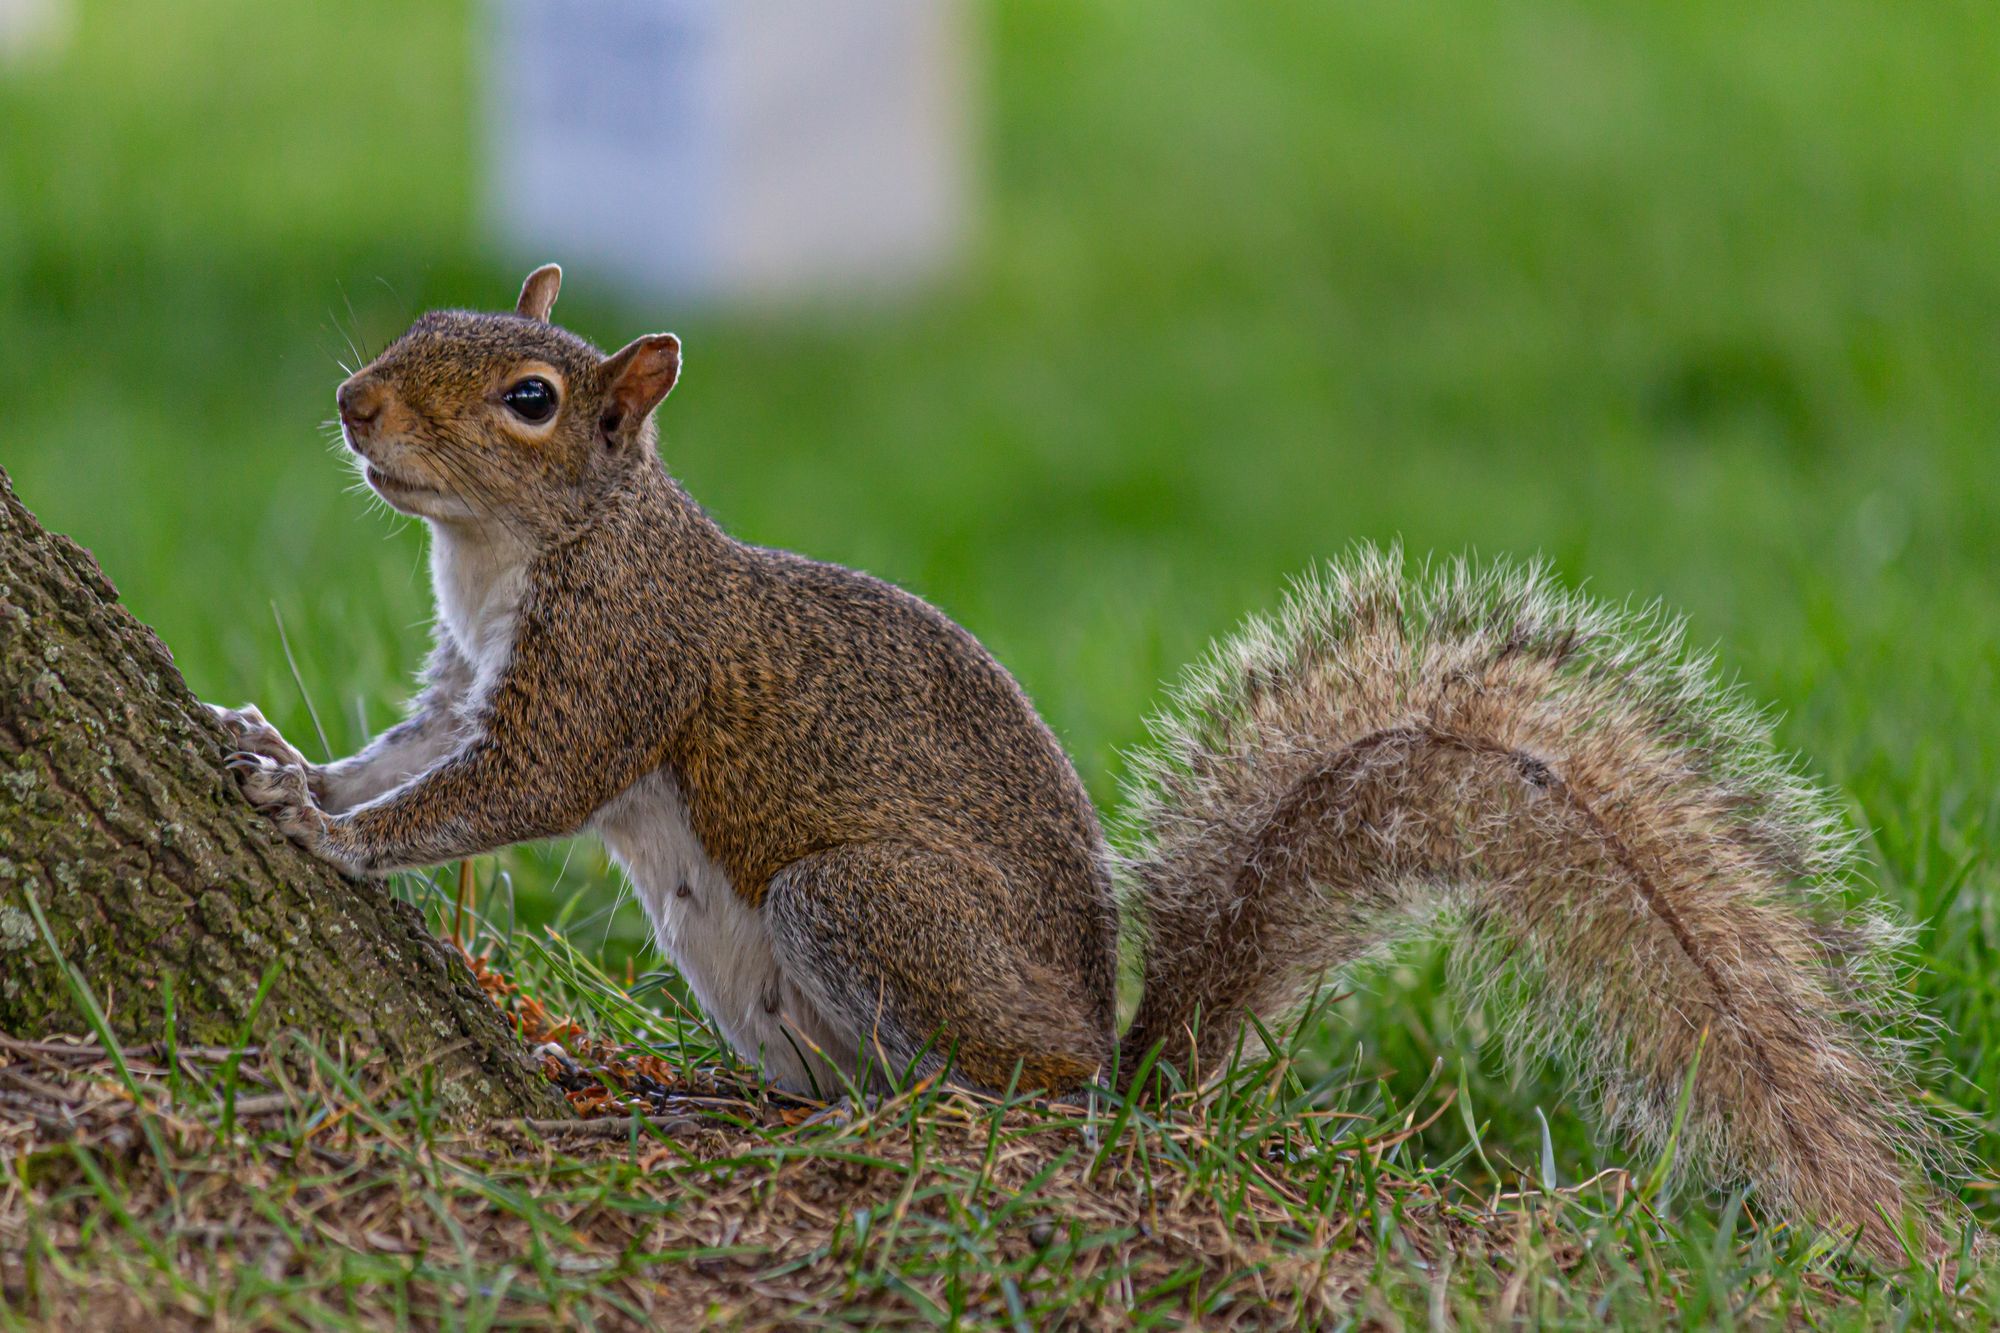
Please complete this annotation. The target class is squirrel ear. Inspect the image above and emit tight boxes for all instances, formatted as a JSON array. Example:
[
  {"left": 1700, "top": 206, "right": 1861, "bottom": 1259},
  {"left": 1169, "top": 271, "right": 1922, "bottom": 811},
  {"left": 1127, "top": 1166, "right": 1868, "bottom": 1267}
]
[
  {"left": 515, "top": 263, "right": 562, "bottom": 321},
  {"left": 599, "top": 334, "right": 682, "bottom": 437}
]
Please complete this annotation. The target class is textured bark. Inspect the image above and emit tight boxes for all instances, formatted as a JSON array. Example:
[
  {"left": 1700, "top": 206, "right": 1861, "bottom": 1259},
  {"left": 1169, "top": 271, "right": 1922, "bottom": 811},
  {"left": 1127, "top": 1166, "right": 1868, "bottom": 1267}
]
[{"left": 0, "top": 467, "right": 566, "bottom": 1119}]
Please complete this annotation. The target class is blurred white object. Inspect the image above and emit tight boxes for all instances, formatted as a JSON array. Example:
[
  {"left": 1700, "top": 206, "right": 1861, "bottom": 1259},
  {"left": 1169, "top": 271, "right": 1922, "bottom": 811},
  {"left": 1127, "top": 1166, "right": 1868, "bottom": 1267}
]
[
  {"left": 0, "top": 0, "right": 69, "bottom": 62},
  {"left": 484, "top": 0, "right": 973, "bottom": 305}
]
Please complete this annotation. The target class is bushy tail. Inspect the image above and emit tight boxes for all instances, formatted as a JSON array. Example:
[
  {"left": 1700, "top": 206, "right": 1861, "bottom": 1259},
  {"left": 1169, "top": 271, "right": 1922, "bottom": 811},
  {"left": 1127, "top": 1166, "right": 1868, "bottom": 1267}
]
[{"left": 1116, "top": 547, "right": 1960, "bottom": 1261}]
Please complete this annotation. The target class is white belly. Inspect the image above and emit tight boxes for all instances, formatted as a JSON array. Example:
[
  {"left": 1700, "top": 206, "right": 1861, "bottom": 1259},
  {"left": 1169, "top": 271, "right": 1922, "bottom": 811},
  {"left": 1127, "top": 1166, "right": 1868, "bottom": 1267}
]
[{"left": 593, "top": 770, "right": 858, "bottom": 1095}]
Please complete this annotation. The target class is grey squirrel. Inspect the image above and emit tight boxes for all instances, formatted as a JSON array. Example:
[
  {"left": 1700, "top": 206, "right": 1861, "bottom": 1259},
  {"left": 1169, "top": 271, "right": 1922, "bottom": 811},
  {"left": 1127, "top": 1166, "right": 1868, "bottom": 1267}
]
[{"left": 210, "top": 265, "right": 1958, "bottom": 1262}]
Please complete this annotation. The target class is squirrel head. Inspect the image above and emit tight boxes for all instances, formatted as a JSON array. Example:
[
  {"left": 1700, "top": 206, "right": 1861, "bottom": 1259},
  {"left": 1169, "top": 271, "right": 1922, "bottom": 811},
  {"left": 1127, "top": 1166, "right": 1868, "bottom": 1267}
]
[{"left": 334, "top": 264, "right": 682, "bottom": 533}]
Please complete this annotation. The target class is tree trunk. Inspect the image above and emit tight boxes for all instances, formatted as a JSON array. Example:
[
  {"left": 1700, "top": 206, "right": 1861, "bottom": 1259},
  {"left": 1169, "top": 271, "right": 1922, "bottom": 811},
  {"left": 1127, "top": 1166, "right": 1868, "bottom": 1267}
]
[{"left": 0, "top": 467, "right": 566, "bottom": 1119}]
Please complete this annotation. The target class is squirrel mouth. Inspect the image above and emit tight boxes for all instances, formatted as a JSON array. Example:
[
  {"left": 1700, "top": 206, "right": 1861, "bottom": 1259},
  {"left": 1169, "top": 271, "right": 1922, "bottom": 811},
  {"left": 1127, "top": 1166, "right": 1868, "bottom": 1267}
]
[{"left": 364, "top": 463, "right": 437, "bottom": 497}]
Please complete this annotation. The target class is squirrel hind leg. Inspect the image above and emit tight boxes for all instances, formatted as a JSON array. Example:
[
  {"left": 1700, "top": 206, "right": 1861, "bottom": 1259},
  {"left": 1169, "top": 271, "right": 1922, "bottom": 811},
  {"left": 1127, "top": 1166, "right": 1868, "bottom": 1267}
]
[{"left": 763, "top": 843, "right": 1113, "bottom": 1095}]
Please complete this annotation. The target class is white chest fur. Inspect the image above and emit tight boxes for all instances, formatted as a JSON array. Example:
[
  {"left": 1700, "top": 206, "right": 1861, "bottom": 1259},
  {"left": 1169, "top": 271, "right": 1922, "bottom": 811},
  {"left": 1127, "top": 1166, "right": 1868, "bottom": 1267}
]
[
  {"left": 594, "top": 770, "right": 858, "bottom": 1094},
  {"left": 429, "top": 523, "right": 530, "bottom": 688}
]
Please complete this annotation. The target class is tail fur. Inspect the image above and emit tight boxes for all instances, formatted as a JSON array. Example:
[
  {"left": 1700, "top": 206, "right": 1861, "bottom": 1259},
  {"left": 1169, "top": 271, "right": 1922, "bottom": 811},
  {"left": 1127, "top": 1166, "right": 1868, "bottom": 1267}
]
[{"left": 1115, "top": 547, "right": 1959, "bottom": 1261}]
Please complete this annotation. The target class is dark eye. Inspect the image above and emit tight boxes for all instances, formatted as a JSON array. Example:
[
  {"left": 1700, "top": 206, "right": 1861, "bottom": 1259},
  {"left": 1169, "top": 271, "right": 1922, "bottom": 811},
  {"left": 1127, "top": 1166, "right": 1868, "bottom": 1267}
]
[{"left": 502, "top": 376, "right": 558, "bottom": 424}]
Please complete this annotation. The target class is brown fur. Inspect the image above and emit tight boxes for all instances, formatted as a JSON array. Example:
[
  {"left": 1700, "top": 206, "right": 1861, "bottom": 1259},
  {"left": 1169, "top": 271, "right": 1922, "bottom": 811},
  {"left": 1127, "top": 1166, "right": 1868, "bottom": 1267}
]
[
  {"left": 225, "top": 274, "right": 1120, "bottom": 1087},
  {"left": 1117, "top": 555, "right": 1963, "bottom": 1262},
  {"left": 215, "top": 270, "right": 1961, "bottom": 1265}
]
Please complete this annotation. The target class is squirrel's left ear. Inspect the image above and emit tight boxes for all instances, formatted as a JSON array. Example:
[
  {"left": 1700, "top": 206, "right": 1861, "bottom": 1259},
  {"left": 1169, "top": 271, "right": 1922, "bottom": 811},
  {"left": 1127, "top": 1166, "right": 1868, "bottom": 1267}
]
[
  {"left": 515, "top": 263, "right": 562, "bottom": 321},
  {"left": 598, "top": 333, "right": 682, "bottom": 440}
]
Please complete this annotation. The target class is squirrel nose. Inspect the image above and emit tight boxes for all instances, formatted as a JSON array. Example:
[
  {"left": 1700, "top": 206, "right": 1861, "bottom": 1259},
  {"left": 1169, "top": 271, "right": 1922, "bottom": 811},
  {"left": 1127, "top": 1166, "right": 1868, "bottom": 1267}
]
[{"left": 337, "top": 377, "right": 387, "bottom": 435}]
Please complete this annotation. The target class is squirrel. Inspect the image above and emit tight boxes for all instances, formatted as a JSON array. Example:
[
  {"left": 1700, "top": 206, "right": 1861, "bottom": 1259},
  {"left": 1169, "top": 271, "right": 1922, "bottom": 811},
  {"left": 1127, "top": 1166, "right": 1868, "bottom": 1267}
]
[{"left": 209, "top": 264, "right": 1960, "bottom": 1263}]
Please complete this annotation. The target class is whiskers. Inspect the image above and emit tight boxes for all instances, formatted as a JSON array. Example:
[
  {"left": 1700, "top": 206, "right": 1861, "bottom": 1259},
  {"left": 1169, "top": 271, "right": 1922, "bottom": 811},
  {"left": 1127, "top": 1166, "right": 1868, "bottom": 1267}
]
[
  {"left": 324, "top": 282, "right": 377, "bottom": 379},
  {"left": 320, "top": 417, "right": 369, "bottom": 488},
  {"left": 426, "top": 436, "right": 538, "bottom": 549},
  {"left": 320, "top": 417, "right": 412, "bottom": 534}
]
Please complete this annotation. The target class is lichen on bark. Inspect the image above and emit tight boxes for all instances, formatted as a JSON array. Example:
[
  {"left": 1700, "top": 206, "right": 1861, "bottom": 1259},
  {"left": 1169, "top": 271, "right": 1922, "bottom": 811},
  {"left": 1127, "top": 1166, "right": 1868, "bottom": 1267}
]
[{"left": 0, "top": 466, "right": 566, "bottom": 1119}]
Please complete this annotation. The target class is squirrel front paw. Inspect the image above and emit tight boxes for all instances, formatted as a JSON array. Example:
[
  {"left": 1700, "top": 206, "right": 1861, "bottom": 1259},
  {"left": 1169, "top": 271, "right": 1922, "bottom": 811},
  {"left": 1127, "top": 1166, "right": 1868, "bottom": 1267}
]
[
  {"left": 223, "top": 751, "right": 378, "bottom": 877},
  {"left": 225, "top": 750, "right": 334, "bottom": 852},
  {"left": 208, "top": 702, "right": 313, "bottom": 769},
  {"left": 208, "top": 702, "right": 328, "bottom": 802}
]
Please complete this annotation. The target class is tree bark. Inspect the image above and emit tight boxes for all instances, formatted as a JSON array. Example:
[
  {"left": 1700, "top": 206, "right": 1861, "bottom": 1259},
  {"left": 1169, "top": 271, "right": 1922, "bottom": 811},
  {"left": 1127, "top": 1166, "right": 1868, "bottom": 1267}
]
[{"left": 0, "top": 467, "right": 567, "bottom": 1119}]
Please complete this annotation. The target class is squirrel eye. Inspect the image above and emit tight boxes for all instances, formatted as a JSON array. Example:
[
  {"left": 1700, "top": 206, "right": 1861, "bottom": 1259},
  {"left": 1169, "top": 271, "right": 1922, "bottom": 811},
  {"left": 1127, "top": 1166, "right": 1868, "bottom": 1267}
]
[{"left": 501, "top": 376, "right": 558, "bottom": 424}]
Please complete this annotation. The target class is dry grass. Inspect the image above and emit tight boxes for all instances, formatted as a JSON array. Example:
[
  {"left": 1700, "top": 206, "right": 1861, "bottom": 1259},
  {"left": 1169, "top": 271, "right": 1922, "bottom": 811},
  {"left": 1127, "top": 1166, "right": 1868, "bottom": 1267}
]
[
  {"left": 0, "top": 1032, "right": 1396, "bottom": 1327},
  {"left": 1, "top": 934, "right": 1992, "bottom": 1330}
]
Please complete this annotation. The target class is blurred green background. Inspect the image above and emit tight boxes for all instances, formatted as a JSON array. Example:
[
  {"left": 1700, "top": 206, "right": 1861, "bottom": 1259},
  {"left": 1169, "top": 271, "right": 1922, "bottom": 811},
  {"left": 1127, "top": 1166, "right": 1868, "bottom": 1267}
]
[{"left": 2, "top": 1, "right": 1995, "bottom": 1194}]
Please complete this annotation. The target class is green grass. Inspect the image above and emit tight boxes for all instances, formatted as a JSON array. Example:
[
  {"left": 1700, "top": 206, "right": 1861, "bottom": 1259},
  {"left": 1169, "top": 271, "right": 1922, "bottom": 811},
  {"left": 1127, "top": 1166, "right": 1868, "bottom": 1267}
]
[
  {"left": 2, "top": 0, "right": 1997, "bottom": 1321},
  {"left": 3, "top": 924, "right": 1993, "bottom": 1328}
]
